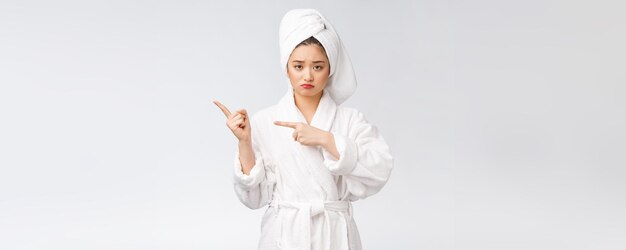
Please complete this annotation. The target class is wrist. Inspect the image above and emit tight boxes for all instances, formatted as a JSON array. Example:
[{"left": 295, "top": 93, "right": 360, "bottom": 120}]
[
  {"left": 322, "top": 132, "right": 334, "bottom": 148},
  {"left": 238, "top": 138, "right": 252, "bottom": 145}
]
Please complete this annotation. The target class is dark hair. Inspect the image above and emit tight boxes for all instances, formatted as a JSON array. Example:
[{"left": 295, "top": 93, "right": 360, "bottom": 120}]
[{"left": 296, "top": 36, "right": 327, "bottom": 55}]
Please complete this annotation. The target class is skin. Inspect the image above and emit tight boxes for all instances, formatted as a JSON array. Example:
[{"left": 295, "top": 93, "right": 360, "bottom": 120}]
[
  {"left": 213, "top": 101, "right": 255, "bottom": 174},
  {"left": 214, "top": 44, "right": 340, "bottom": 176}
]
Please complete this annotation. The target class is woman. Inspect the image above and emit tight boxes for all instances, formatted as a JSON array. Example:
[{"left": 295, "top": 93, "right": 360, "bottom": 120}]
[{"left": 214, "top": 9, "right": 393, "bottom": 250}]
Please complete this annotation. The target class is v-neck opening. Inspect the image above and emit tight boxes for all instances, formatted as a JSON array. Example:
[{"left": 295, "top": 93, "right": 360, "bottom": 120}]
[
  {"left": 279, "top": 88, "right": 337, "bottom": 132},
  {"left": 292, "top": 91, "right": 323, "bottom": 126}
]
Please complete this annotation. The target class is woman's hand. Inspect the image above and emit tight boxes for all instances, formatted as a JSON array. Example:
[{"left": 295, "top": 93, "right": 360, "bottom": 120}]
[
  {"left": 274, "top": 121, "right": 340, "bottom": 159},
  {"left": 214, "top": 101, "right": 251, "bottom": 142}
]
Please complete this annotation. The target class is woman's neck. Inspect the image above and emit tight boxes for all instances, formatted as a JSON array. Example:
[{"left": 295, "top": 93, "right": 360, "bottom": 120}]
[{"left": 293, "top": 91, "right": 322, "bottom": 124}]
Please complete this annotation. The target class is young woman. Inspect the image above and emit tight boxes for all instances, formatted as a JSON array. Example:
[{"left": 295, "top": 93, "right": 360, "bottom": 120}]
[{"left": 214, "top": 9, "right": 393, "bottom": 250}]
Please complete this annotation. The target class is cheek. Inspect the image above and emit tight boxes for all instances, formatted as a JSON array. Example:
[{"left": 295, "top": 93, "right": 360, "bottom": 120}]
[
  {"left": 286, "top": 68, "right": 295, "bottom": 79},
  {"left": 287, "top": 69, "right": 300, "bottom": 85},
  {"left": 318, "top": 70, "right": 330, "bottom": 85}
]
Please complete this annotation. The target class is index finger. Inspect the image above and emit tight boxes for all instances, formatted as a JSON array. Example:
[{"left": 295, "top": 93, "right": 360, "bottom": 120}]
[
  {"left": 213, "top": 100, "right": 232, "bottom": 118},
  {"left": 273, "top": 121, "right": 298, "bottom": 129}
]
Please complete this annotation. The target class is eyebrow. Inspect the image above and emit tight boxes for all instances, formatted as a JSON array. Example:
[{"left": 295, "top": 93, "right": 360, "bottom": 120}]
[{"left": 291, "top": 60, "right": 327, "bottom": 64}]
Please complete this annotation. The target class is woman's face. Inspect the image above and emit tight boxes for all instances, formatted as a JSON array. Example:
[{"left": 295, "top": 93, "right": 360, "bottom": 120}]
[{"left": 286, "top": 44, "right": 330, "bottom": 99}]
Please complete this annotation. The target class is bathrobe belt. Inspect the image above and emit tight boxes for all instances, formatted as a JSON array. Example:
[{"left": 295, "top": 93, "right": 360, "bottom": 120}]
[{"left": 269, "top": 199, "right": 353, "bottom": 250}]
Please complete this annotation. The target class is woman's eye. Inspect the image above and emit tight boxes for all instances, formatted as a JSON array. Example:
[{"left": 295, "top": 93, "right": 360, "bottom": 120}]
[
  {"left": 294, "top": 65, "right": 302, "bottom": 70},
  {"left": 314, "top": 66, "right": 323, "bottom": 70}
]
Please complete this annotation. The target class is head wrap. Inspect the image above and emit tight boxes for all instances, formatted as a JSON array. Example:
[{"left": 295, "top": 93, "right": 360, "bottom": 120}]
[{"left": 279, "top": 9, "right": 357, "bottom": 105}]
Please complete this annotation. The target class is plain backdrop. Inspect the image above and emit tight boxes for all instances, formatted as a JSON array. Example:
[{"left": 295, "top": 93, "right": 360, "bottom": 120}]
[{"left": 1, "top": 0, "right": 625, "bottom": 249}]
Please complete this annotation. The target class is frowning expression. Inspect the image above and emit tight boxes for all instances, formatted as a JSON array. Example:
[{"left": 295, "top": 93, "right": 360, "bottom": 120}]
[{"left": 286, "top": 44, "right": 330, "bottom": 98}]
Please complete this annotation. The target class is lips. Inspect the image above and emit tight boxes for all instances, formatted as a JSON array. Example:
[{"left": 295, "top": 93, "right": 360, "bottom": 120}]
[{"left": 300, "top": 84, "right": 314, "bottom": 89}]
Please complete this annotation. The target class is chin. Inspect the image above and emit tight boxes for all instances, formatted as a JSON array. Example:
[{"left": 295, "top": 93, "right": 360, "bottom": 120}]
[{"left": 295, "top": 89, "right": 323, "bottom": 97}]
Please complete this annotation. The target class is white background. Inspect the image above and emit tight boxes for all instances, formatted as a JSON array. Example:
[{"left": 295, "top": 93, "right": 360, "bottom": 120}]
[{"left": 1, "top": 0, "right": 625, "bottom": 249}]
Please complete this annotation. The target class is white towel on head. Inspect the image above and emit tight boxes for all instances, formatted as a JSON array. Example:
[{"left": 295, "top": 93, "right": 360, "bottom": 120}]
[{"left": 279, "top": 9, "right": 357, "bottom": 105}]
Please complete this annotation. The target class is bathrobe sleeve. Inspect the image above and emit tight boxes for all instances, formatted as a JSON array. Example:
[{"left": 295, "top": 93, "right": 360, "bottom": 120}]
[
  {"left": 321, "top": 110, "right": 393, "bottom": 200},
  {"left": 232, "top": 117, "right": 275, "bottom": 209}
]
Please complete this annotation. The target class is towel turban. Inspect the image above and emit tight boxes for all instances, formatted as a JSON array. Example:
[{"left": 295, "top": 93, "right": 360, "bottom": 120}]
[{"left": 279, "top": 9, "right": 357, "bottom": 105}]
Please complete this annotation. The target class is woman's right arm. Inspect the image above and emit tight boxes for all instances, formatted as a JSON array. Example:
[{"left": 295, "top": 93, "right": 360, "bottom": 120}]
[
  {"left": 214, "top": 101, "right": 274, "bottom": 209},
  {"left": 213, "top": 100, "right": 255, "bottom": 174}
]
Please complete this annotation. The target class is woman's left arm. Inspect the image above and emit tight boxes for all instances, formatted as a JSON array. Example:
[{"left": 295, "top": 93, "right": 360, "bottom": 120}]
[
  {"left": 274, "top": 111, "right": 393, "bottom": 200},
  {"left": 320, "top": 110, "right": 394, "bottom": 200}
]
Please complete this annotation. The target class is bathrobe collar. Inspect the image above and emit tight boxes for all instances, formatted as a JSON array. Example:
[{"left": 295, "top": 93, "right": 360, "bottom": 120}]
[{"left": 277, "top": 88, "right": 337, "bottom": 131}]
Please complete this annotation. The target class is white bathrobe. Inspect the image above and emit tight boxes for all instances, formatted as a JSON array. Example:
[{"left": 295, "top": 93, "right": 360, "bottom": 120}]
[{"left": 232, "top": 88, "right": 393, "bottom": 250}]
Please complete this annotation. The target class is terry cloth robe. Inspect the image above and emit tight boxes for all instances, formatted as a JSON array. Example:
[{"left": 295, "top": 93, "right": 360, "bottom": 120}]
[{"left": 232, "top": 88, "right": 393, "bottom": 250}]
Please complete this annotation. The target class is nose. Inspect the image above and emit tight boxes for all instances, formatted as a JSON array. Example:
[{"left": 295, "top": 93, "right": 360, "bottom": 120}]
[{"left": 304, "top": 68, "right": 313, "bottom": 82}]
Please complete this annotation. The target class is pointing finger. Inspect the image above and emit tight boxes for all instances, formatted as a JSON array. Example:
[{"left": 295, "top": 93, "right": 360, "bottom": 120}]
[
  {"left": 213, "top": 100, "right": 232, "bottom": 118},
  {"left": 273, "top": 121, "right": 298, "bottom": 129}
]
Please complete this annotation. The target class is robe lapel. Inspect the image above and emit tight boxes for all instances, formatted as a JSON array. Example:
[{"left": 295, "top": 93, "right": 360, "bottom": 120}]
[{"left": 309, "top": 89, "right": 337, "bottom": 131}]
